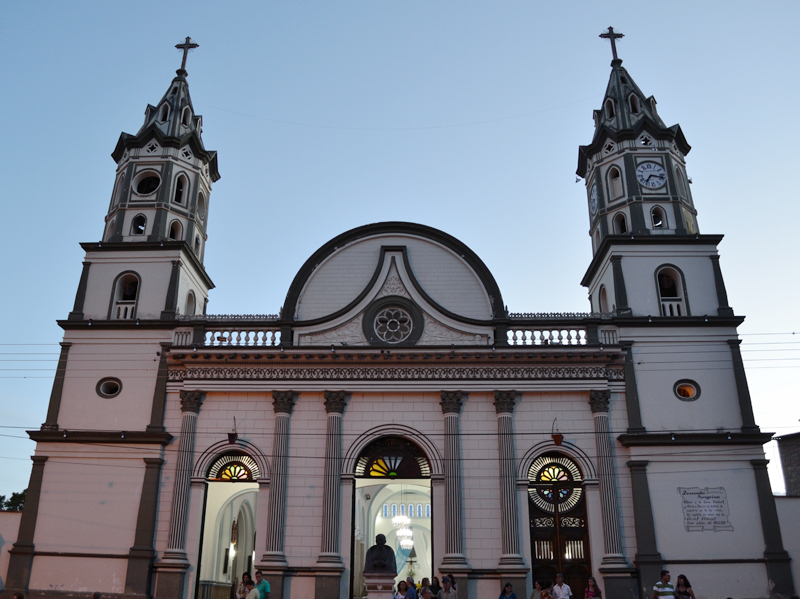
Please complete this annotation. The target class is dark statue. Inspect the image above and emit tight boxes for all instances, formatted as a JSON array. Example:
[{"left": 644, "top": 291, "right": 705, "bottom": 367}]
[{"left": 363, "top": 533, "right": 397, "bottom": 574}]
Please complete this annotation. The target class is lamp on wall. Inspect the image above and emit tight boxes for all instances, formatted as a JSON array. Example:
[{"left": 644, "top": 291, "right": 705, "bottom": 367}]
[
  {"left": 551, "top": 418, "right": 564, "bottom": 446},
  {"left": 228, "top": 416, "right": 238, "bottom": 444}
]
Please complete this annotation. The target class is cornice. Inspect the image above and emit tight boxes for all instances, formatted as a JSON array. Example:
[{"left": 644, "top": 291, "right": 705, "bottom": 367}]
[
  {"left": 29, "top": 430, "right": 173, "bottom": 445},
  {"left": 617, "top": 431, "right": 773, "bottom": 447}
]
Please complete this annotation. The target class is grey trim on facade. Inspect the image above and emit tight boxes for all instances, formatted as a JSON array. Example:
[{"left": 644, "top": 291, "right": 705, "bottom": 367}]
[
  {"left": 29, "top": 430, "right": 173, "bottom": 445},
  {"left": 620, "top": 341, "right": 645, "bottom": 433},
  {"left": 710, "top": 256, "right": 734, "bottom": 316},
  {"left": 581, "top": 234, "right": 724, "bottom": 286},
  {"left": 125, "top": 457, "right": 165, "bottom": 596},
  {"left": 610, "top": 256, "right": 630, "bottom": 315},
  {"left": 750, "top": 459, "right": 795, "bottom": 596},
  {"left": 618, "top": 431, "right": 773, "bottom": 447},
  {"left": 5, "top": 455, "right": 49, "bottom": 592},
  {"left": 161, "top": 260, "right": 182, "bottom": 319},
  {"left": 727, "top": 340, "right": 760, "bottom": 433},
  {"left": 68, "top": 261, "right": 92, "bottom": 320},
  {"left": 41, "top": 342, "right": 72, "bottom": 431},
  {"left": 147, "top": 343, "right": 172, "bottom": 432},
  {"left": 626, "top": 460, "right": 662, "bottom": 599}
]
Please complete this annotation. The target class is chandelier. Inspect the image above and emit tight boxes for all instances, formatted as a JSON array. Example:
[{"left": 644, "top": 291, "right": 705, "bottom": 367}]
[
  {"left": 392, "top": 514, "right": 410, "bottom": 530},
  {"left": 396, "top": 527, "right": 412, "bottom": 540},
  {"left": 400, "top": 537, "right": 414, "bottom": 550}
]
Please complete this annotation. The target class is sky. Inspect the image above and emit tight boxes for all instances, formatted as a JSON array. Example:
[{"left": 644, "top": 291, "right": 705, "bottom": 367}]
[{"left": 1, "top": 1, "right": 799, "bottom": 498}]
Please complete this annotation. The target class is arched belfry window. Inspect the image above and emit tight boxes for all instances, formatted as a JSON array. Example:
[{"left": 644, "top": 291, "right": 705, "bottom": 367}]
[
  {"left": 604, "top": 99, "right": 615, "bottom": 119},
  {"left": 185, "top": 291, "right": 196, "bottom": 317},
  {"left": 613, "top": 212, "right": 627, "bottom": 234},
  {"left": 174, "top": 174, "right": 187, "bottom": 204},
  {"left": 528, "top": 453, "right": 591, "bottom": 594},
  {"left": 168, "top": 220, "right": 182, "bottom": 241},
  {"left": 111, "top": 273, "right": 139, "bottom": 320},
  {"left": 629, "top": 95, "right": 640, "bottom": 114},
  {"left": 159, "top": 104, "right": 169, "bottom": 122},
  {"left": 355, "top": 437, "right": 431, "bottom": 479},
  {"left": 182, "top": 106, "right": 192, "bottom": 127},
  {"left": 657, "top": 266, "right": 687, "bottom": 316},
  {"left": 599, "top": 286, "right": 610, "bottom": 314},
  {"left": 608, "top": 166, "right": 623, "bottom": 199},
  {"left": 131, "top": 214, "right": 147, "bottom": 236},
  {"left": 651, "top": 206, "right": 667, "bottom": 229},
  {"left": 207, "top": 454, "right": 260, "bottom": 482}
]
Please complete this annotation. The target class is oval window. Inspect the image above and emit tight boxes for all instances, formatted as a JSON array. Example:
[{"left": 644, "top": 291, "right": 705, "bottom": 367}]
[
  {"left": 135, "top": 174, "right": 161, "bottom": 195},
  {"left": 96, "top": 377, "right": 122, "bottom": 398},
  {"left": 674, "top": 380, "right": 700, "bottom": 401}
]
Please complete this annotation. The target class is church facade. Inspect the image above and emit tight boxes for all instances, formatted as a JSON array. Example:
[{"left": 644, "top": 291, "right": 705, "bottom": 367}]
[{"left": 2, "top": 38, "right": 796, "bottom": 599}]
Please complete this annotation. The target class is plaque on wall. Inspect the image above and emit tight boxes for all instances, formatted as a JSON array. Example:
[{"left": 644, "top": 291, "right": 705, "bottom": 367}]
[{"left": 677, "top": 487, "right": 734, "bottom": 532}]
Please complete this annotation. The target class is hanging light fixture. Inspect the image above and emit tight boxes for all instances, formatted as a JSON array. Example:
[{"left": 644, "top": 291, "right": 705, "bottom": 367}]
[
  {"left": 396, "top": 527, "right": 413, "bottom": 540},
  {"left": 400, "top": 537, "right": 414, "bottom": 550},
  {"left": 392, "top": 514, "right": 410, "bottom": 529}
]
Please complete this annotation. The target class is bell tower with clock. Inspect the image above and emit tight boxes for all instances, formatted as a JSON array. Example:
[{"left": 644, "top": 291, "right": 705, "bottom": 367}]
[{"left": 578, "top": 28, "right": 731, "bottom": 320}]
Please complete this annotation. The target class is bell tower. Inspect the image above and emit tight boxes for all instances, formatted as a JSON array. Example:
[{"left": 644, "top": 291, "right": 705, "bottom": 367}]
[
  {"left": 578, "top": 28, "right": 729, "bottom": 320},
  {"left": 69, "top": 38, "right": 218, "bottom": 322}
]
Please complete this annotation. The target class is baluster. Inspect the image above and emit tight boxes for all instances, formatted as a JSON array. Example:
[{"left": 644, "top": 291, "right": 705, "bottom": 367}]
[
  {"left": 270, "top": 330, "right": 277, "bottom": 346},
  {"left": 509, "top": 330, "right": 517, "bottom": 345}
]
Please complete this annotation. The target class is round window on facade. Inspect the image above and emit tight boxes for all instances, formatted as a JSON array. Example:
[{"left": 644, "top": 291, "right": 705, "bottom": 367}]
[
  {"left": 674, "top": 379, "right": 700, "bottom": 401},
  {"left": 362, "top": 296, "right": 424, "bottom": 346},
  {"left": 96, "top": 377, "right": 123, "bottom": 398},
  {"left": 133, "top": 171, "right": 161, "bottom": 196}
]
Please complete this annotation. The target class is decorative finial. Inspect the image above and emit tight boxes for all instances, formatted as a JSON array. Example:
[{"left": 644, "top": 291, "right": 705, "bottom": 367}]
[
  {"left": 175, "top": 36, "right": 199, "bottom": 76},
  {"left": 599, "top": 27, "right": 624, "bottom": 65}
]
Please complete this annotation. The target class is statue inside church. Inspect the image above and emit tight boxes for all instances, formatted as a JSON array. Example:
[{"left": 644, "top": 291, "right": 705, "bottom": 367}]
[{"left": 363, "top": 533, "right": 397, "bottom": 574}]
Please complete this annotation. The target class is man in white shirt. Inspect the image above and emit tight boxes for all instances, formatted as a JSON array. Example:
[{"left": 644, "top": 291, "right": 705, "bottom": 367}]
[
  {"left": 245, "top": 580, "right": 260, "bottom": 599},
  {"left": 552, "top": 573, "right": 572, "bottom": 599}
]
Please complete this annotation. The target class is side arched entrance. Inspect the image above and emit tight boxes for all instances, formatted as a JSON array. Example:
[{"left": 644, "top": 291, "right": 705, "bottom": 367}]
[{"left": 528, "top": 452, "right": 592, "bottom": 598}]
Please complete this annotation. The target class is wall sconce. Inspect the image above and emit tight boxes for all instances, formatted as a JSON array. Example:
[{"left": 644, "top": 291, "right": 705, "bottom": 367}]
[{"left": 551, "top": 418, "right": 563, "bottom": 446}]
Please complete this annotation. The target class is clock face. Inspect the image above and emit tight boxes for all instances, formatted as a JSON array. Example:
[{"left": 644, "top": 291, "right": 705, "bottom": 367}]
[
  {"left": 589, "top": 184, "right": 598, "bottom": 215},
  {"left": 636, "top": 162, "right": 667, "bottom": 189}
]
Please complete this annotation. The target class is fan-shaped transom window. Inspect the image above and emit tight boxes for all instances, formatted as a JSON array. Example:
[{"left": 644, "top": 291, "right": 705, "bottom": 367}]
[
  {"left": 207, "top": 454, "right": 260, "bottom": 481},
  {"left": 355, "top": 437, "right": 431, "bottom": 479},
  {"left": 528, "top": 453, "right": 584, "bottom": 514}
]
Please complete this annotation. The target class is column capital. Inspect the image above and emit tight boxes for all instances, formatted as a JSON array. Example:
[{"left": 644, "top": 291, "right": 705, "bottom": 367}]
[
  {"left": 273, "top": 391, "right": 296, "bottom": 414},
  {"left": 440, "top": 391, "right": 464, "bottom": 414},
  {"left": 324, "top": 391, "right": 348, "bottom": 414},
  {"left": 751, "top": 458, "right": 770, "bottom": 469},
  {"left": 179, "top": 390, "right": 204, "bottom": 414},
  {"left": 589, "top": 390, "right": 611, "bottom": 413},
  {"left": 493, "top": 391, "right": 517, "bottom": 414}
]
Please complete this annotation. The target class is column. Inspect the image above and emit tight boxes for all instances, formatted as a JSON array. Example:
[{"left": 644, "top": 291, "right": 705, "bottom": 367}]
[
  {"left": 316, "top": 391, "right": 348, "bottom": 599},
  {"left": 494, "top": 391, "right": 525, "bottom": 568},
  {"left": 318, "top": 391, "right": 347, "bottom": 564},
  {"left": 588, "top": 390, "right": 627, "bottom": 566},
  {"left": 439, "top": 391, "right": 469, "bottom": 569},
  {"left": 751, "top": 459, "right": 795, "bottom": 596},
  {"left": 728, "top": 340, "right": 759, "bottom": 433},
  {"left": 126, "top": 458, "right": 165, "bottom": 595},
  {"left": 262, "top": 391, "right": 297, "bottom": 567},
  {"left": 154, "top": 390, "right": 203, "bottom": 599}
]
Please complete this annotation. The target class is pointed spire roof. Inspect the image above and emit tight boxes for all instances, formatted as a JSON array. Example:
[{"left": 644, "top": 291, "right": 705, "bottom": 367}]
[
  {"left": 577, "top": 30, "right": 691, "bottom": 178},
  {"left": 110, "top": 38, "right": 219, "bottom": 181}
]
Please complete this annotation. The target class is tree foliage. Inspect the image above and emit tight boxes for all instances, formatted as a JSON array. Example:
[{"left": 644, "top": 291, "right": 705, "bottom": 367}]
[{"left": 0, "top": 489, "right": 26, "bottom": 511}]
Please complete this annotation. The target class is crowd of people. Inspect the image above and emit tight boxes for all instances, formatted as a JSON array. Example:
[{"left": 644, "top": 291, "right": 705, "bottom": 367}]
[
  {"left": 235, "top": 569, "right": 271, "bottom": 599},
  {"left": 393, "top": 574, "right": 458, "bottom": 599}
]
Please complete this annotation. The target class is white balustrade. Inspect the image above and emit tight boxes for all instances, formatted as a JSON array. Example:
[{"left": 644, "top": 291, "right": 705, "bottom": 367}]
[
  {"left": 660, "top": 299, "right": 684, "bottom": 317},
  {"left": 114, "top": 300, "right": 136, "bottom": 320},
  {"left": 506, "top": 328, "right": 587, "bottom": 346},
  {"left": 173, "top": 329, "right": 193, "bottom": 346},
  {"left": 599, "top": 328, "right": 619, "bottom": 345},
  {"left": 204, "top": 328, "right": 281, "bottom": 347}
]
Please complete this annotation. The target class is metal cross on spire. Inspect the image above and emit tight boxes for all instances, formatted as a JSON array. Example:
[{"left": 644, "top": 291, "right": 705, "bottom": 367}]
[
  {"left": 599, "top": 27, "right": 624, "bottom": 62},
  {"left": 175, "top": 37, "right": 199, "bottom": 75}
]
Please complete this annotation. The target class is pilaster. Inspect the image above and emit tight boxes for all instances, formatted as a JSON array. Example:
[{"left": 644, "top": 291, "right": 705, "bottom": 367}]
[
  {"left": 439, "top": 391, "right": 470, "bottom": 570},
  {"left": 317, "top": 391, "right": 348, "bottom": 574}
]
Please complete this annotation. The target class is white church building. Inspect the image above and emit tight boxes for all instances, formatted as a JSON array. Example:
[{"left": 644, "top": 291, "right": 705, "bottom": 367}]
[{"left": 1, "top": 34, "right": 797, "bottom": 599}]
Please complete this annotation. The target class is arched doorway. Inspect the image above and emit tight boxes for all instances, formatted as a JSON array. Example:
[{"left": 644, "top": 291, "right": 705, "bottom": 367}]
[
  {"left": 197, "top": 454, "right": 260, "bottom": 599},
  {"left": 351, "top": 437, "right": 432, "bottom": 599},
  {"left": 528, "top": 452, "right": 591, "bottom": 598}
]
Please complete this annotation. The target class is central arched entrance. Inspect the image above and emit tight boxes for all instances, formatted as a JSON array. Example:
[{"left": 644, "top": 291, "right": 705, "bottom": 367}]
[
  {"left": 196, "top": 453, "right": 261, "bottom": 599},
  {"left": 351, "top": 437, "right": 432, "bottom": 599},
  {"left": 528, "top": 452, "right": 592, "bottom": 598}
]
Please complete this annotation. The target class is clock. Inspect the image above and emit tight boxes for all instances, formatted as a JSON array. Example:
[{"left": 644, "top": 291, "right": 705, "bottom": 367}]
[
  {"left": 636, "top": 162, "right": 667, "bottom": 189},
  {"left": 589, "top": 184, "right": 598, "bottom": 215}
]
